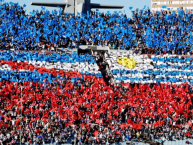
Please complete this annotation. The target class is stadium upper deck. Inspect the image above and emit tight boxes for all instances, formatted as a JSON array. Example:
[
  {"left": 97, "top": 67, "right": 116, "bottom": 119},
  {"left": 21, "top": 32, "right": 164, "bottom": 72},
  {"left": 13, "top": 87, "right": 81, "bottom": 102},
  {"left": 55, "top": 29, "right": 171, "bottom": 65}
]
[{"left": 0, "top": 2, "right": 192, "bottom": 55}]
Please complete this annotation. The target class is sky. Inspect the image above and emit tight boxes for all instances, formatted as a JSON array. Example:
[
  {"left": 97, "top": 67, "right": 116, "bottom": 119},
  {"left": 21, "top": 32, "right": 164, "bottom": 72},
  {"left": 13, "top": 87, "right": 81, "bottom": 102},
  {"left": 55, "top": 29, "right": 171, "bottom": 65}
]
[{"left": 4, "top": 0, "right": 151, "bottom": 17}]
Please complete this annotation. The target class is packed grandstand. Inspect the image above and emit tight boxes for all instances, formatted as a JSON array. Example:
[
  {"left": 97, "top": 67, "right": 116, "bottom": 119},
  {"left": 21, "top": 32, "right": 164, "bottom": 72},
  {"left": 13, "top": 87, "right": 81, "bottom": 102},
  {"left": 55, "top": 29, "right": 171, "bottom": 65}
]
[{"left": 0, "top": 1, "right": 193, "bottom": 145}]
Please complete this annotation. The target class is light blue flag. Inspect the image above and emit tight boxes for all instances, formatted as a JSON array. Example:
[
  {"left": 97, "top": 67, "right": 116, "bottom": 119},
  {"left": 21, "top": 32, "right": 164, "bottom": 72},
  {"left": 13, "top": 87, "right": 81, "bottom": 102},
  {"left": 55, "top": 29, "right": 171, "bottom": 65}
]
[
  {"left": 162, "top": 5, "right": 167, "bottom": 9},
  {"left": 41, "top": 6, "right": 45, "bottom": 10},
  {"left": 87, "top": 11, "right": 89, "bottom": 18},
  {"left": 58, "top": 7, "right": 62, "bottom": 16},
  {"left": 9, "top": 2, "right": 13, "bottom": 5}
]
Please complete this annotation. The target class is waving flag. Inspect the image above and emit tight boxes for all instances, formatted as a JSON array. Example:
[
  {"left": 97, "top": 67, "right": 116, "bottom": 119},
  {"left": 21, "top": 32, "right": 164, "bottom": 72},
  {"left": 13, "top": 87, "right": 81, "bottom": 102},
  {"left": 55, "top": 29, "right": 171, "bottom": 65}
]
[{"left": 162, "top": 5, "right": 167, "bottom": 9}]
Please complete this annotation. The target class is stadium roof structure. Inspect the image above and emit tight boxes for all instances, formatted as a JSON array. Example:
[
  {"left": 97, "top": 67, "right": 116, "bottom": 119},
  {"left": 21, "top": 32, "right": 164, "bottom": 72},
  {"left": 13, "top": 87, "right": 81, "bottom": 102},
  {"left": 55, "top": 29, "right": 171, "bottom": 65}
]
[{"left": 31, "top": 0, "right": 124, "bottom": 15}]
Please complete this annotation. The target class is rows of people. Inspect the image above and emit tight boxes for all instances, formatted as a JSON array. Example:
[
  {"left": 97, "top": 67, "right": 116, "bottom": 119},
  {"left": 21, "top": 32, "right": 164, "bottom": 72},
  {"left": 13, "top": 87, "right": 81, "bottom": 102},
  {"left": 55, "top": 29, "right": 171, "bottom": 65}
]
[
  {"left": 0, "top": 1, "right": 193, "bottom": 145},
  {"left": 1, "top": 79, "right": 193, "bottom": 144},
  {"left": 0, "top": 2, "right": 193, "bottom": 54},
  {"left": 0, "top": 51, "right": 193, "bottom": 145}
]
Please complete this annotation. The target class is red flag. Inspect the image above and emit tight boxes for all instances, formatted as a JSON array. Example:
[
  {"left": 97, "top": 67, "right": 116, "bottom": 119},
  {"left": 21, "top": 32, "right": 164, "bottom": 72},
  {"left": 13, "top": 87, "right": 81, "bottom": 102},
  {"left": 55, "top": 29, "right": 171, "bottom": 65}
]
[
  {"left": 188, "top": 121, "right": 192, "bottom": 127},
  {"left": 186, "top": 132, "right": 191, "bottom": 137},
  {"left": 93, "top": 130, "right": 99, "bottom": 136},
  {"left": 136, "top": 124, "right": 142, "bottom": 130},
  {"left": 58, "top": 89, "right": 63, "bottom": 95},
  {"left": 35, "top": 128, "right": 41, "bottom": 133},
  {"left": 115, "top": 131, "right": 121, "bottom": 135},
  {"left": 95, "top": 119, "right": 100, "bottom": 124},
  {"left": 17, "top": 126, "right": 21, "bottom": 130},
  {"left": 154, "top": 122, "right": 159, "bottom": 128},
  {"left": 42, "top": 118, "right": 48, "bottom": 123},
  {"left": 175, "top": 124, "right": 181, "bottom": 128},
  {"left": 81, "top": 123, "right": 85, "bottom": 128},
  {"left": 127, "top": 119, "right": 133, "bottom": 125},
  {"left": 15, "top": 118, "right": 20, "bottom": 126}
]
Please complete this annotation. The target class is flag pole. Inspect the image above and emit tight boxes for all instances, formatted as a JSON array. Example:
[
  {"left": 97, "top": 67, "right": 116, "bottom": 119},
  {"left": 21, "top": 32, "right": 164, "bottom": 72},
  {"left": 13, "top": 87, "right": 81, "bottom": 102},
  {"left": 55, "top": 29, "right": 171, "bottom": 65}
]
[{"left": 74, "top": 0, "right": 76, "bottom": 16}]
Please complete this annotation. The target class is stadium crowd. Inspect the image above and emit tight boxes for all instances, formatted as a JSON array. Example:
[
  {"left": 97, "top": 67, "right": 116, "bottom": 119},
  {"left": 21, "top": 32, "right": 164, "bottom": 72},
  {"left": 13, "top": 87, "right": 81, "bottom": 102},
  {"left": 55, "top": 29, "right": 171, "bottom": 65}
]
[
  {"left": 0, "top": 2, "right": 193, "bottom": 54},
  {"left": 0, "top": 50, "right": 193, "bottom": 145},
  {"left": 1, "top": 77, "right": 193, "bottom": 145},
  {"left": 0, "top": 1, "right": 193, "bottom": 145}
]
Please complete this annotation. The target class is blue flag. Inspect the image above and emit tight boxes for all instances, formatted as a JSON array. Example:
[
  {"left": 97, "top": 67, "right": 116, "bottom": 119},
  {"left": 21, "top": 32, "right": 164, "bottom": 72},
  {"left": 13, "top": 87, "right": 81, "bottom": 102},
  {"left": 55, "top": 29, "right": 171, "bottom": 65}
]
[
  {"left": 162, "top": 5, "right": 167, "bottom": 9},
  {"left": 129, "top": 7, "right": 133, "bottom": 10},
  {"left": 87, "top": 11, "right": 89, "bottom": 18}
]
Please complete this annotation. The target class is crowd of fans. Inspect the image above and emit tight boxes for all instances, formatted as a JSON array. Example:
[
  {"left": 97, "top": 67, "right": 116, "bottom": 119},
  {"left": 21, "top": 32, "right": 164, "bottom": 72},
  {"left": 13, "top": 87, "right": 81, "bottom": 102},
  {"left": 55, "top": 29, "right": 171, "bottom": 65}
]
[
  {"left": 1, "top": 77, "right": 193, "bottom": 144},
  {"left": 0, "top": 50, "right": 192, "bottom": 145},
  {"left": 0, "top": 2, "right": 193, "bottom": 54},
  {"left": 0, "top": 1, "right": 193, "bottom": 145}
]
